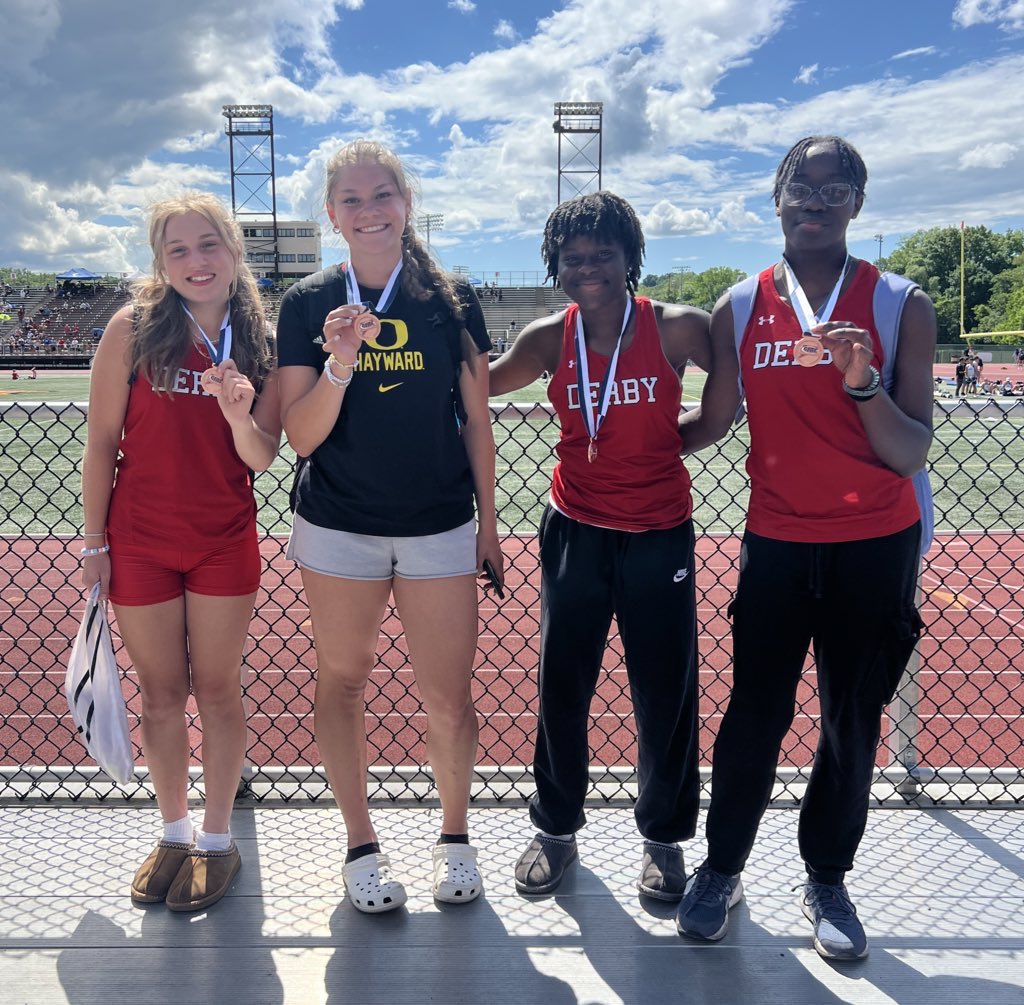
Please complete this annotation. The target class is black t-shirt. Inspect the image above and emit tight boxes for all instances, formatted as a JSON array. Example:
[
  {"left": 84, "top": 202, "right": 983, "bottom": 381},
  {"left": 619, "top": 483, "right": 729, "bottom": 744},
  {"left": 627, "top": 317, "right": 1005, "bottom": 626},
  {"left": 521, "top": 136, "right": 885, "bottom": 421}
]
[{"left": 276, "top": 266, "right": 490, "bottom": 536}]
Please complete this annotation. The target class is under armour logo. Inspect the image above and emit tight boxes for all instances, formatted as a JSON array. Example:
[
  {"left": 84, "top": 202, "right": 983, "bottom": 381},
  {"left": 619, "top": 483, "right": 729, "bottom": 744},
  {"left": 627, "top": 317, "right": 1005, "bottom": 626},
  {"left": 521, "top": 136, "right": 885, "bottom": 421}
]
[
  {"left": 427, "top": 312, "right": 446, "bottom": 328},
  {"left": 757, "top": 315, "right": 775, "bottom": 326},
  {"left": 567, "top": 359, "right": 575, "bottom": 368},
  {"left": 673, "top": 568, "right": 689, "bottom": 583}
]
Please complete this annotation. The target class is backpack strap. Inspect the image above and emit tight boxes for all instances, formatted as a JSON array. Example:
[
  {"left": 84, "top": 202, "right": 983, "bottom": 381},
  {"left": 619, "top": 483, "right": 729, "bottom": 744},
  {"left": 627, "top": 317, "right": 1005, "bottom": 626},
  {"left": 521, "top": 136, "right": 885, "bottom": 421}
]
[
  {"left": 872, "top": 271, "right": 917, "bottom": 392},
  {"left": 872, "top": 271, "right": 933, "bottom": 557},
  {"left": 726, "top": 273, "right": 759, "bottom": 420}
]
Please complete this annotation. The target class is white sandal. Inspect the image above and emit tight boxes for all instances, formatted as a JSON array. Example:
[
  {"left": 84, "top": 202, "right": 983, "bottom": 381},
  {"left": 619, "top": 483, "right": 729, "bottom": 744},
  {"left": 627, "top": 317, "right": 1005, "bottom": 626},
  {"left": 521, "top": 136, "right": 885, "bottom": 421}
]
[
  {"left": 342, "top": 852, "right": 407, "bottom": 914},
  {"left": 432, "top": 843, "right": 483, "bottom": 903}
]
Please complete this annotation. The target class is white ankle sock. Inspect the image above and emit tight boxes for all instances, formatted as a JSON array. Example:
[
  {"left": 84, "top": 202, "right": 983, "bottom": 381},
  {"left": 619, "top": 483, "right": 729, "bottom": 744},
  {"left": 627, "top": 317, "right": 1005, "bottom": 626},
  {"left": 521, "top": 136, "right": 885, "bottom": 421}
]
[
  {"left": 162, "top": 815, "right": 194, "bottom": 844},
  {"left": 195, "top": 827, "right": 232, "bottom": 852}
]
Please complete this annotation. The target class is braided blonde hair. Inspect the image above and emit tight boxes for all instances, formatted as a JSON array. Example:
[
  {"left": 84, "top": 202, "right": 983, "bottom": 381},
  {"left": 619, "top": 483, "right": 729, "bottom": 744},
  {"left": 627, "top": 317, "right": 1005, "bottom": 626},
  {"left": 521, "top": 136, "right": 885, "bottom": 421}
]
[{"left": 324, "top": 140, "right": 476, "bottom": 372}]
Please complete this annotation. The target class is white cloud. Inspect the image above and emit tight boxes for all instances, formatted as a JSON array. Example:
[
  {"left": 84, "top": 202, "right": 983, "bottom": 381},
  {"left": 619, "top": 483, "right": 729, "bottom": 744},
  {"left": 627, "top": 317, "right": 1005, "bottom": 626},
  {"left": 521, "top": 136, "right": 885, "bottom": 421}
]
[
  {"left": 958, "top": 142, "right": 1018, "bottom": 169},
  {"left": 794, "top": 63, "right": 819, "bottom": 85},
  {"left": 2, "top": 0, "right": 1024, "bottom": 275},
  {"left": 891, "top": 46, "right": 938, "bottom": 60},
  {"left": 953, "top": 1, "right": 1024, "bottom": 32},
  {"left": 448, "top": 0, "right": 476, "bottom": 12},
  {"left": 494, "top": 19, "right": 517, "bottom": 41}
]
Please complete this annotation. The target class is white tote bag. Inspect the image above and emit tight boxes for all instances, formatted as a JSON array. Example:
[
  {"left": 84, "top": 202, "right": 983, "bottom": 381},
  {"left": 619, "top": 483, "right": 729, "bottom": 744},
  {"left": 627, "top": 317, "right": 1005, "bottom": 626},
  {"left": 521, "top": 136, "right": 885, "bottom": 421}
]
[{"left": 65, "top": 583, "right": 134, "bottom": 784}]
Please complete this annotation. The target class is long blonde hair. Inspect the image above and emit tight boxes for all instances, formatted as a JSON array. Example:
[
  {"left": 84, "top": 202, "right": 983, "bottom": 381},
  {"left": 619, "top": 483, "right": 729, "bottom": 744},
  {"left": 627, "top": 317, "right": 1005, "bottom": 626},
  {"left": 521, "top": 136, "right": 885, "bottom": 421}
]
[
  {"left": 325, "top": 140, "right": 477, "bottom": 373},
  {"left": 130, "top": 192, "right": 271, "bottom": 394}
]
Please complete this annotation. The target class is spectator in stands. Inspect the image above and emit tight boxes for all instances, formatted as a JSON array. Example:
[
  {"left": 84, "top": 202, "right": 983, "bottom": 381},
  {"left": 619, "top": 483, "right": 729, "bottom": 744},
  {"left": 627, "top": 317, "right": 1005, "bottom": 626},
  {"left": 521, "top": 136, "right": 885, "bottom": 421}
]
[
  {"left": 675, "top": 135, "right": 935, "bottom": 961},
  {"left": 490, "top": 191, "right": 710, "bottom": 903},
  {"left": 80, "top": 192, "right": 281, "bottom": 913},
  {"left": 277, "top": 138, "right": 501, "bottom": 914}
]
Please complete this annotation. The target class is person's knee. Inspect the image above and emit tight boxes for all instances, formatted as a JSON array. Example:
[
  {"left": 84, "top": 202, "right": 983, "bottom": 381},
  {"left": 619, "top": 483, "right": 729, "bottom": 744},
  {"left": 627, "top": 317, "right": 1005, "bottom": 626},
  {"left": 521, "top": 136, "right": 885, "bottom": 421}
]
[
  {"left": 191, "top": 675, "right": 243, "bottom": 717},
  {"left": 421, "top": 684, "right": 476, "bottom": 727},
  {"left": 139, "top": 681, "right": 190, "bottom": 722}
]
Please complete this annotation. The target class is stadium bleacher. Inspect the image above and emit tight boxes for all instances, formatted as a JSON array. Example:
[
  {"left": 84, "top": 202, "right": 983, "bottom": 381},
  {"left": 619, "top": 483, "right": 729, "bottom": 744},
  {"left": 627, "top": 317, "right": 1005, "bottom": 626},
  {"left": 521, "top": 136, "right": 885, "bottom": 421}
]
[{"left": 1, "top": 280, "right": 572, "bottom": 366}]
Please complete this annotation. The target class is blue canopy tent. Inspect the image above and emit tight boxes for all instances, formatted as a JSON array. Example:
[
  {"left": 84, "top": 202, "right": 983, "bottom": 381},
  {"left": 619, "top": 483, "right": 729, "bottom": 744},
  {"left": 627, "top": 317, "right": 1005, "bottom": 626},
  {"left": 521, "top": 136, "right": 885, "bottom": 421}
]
[
  {"left": 257, "top": 277, "right": 274, "bottom": 288},
  {"left": 55, "top": 268, "right": 103, "bottom": 281}
]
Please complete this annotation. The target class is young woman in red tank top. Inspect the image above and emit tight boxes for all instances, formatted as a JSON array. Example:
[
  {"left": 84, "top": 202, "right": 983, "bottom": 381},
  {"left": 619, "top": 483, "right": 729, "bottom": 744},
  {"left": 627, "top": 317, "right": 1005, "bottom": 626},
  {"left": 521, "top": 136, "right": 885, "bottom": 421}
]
[
  {"left": 677, "top": 136, "right": 937, "bottom": 960},
  {"left": 490, "top": 192, "right": 710, "bottom": 901},
  {"left": 81, "top": 193, "right": 281, "bottom": 912}
]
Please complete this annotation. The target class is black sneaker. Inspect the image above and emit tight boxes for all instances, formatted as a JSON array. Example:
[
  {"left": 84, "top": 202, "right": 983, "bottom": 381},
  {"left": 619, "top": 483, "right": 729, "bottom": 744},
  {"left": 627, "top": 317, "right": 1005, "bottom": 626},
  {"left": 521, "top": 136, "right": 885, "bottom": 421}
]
[
  {"left": 514, "top": 834, "right": 578, "bottom": 895},
  {"left": 799, "top": 882, "right": 869, "bottom": 959},
  {"left": 674, "top": 862, "right": 743, "bottom": 941},
  {"left": 637, "top": 840, "right": 686, "bottom": 901}
]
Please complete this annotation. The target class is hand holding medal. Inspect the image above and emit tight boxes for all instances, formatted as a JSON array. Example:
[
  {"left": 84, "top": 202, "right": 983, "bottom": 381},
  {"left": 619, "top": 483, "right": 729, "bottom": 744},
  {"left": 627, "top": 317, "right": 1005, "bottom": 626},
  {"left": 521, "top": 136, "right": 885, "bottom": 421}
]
[
  {"left": 782, "top": 256, "right": 849, "bottom": 369},
  {"left": 211, "top": 359, "right": 255, "bottom": 409},
  {"left": 812, "top": 319, "right": 875, "bottom": 382},
  {"left": 321, "top": 303, "right": 374, "bottom": 366},
  {"left": 181, "top": 301, "right": 233, "bottom": 397}
]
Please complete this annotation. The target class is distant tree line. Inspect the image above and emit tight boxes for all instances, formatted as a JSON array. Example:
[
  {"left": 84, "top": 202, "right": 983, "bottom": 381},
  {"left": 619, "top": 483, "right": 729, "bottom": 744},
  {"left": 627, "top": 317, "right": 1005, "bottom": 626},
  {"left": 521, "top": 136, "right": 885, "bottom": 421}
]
[{"left": 640, "top": 225, "right": 1024, "bottom": 345}]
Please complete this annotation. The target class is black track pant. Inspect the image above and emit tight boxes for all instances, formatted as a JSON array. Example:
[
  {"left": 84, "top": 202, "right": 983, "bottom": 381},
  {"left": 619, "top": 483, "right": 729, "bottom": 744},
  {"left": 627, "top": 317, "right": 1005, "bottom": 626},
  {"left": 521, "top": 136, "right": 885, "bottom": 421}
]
[
  {"left": 706, "top": 524, "right": 923, "bottom": 884},
  {"left": 529, "top": 506, "right": 700, "bottom": 843}
]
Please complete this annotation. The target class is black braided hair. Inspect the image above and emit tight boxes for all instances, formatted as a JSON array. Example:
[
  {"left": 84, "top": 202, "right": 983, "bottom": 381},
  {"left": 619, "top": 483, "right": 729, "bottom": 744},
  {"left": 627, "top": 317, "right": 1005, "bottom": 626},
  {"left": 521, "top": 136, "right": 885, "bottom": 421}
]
[
  {"left": 772, "top": 135, "right": 868, "bottom": 205},
  {"left": 541, "top": 191, "right": 645, "bottom": 294}
]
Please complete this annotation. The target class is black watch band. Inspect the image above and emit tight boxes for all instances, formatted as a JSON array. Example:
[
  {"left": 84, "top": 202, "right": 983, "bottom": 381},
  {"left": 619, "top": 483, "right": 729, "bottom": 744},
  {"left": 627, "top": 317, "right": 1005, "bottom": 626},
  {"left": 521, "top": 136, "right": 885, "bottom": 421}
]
[{"left": 843, "top": 365, "right": 881, "bottom": 401}]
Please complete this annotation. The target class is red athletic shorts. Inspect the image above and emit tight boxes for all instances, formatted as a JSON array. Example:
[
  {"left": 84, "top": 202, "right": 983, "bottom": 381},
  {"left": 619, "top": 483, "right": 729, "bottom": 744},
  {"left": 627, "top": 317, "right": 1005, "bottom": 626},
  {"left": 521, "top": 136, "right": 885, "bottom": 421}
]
[{"left": 107, "top": 533, "right": 261, "bottom": 606}]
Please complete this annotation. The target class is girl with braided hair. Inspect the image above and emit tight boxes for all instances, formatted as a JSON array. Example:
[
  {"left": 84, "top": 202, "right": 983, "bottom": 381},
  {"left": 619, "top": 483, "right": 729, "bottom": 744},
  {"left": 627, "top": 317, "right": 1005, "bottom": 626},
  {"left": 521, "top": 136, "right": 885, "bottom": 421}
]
[
  {"left": 676, "top": 135, "right": 936, "bottom": 959},
  {"left": 277, "top": 139, "right": 501, "bottom": 913},
  {"left": 490, "top": 191, "right": 710, "bottom": 900}
]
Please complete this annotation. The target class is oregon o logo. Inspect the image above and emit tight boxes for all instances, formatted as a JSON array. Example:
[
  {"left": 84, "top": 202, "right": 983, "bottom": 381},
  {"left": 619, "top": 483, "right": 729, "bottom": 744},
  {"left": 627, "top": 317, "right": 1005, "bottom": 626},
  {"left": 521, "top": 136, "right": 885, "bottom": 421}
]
[{"left": 365, "top": 319, "right": 408, "bottom": 352}]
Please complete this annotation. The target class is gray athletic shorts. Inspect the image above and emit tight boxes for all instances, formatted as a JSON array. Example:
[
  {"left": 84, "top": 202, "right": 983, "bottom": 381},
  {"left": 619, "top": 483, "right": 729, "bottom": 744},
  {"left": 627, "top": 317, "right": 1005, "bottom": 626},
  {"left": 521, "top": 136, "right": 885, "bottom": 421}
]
[{"left": 287, "top": 513, "right": 477, "bottom": 581}]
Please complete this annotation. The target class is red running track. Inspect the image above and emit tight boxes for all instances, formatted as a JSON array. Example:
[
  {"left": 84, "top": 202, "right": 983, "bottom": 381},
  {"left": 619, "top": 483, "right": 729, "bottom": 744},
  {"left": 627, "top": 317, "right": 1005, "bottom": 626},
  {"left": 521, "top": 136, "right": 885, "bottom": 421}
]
[{"left": 1, "top": 530, "right": 1021, "bottom": 773}]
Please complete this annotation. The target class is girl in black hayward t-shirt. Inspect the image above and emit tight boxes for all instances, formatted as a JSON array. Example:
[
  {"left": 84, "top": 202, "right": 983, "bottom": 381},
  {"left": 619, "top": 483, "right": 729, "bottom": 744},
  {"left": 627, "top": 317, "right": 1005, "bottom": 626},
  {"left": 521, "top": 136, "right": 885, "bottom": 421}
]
[{"left": 277, "top": 140, "right": 502, "bottom": 913}]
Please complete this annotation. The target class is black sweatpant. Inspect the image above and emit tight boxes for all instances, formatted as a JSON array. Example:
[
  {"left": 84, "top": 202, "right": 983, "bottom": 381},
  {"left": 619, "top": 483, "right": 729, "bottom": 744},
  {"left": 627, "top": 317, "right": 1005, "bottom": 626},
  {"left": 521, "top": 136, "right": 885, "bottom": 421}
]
[
  {"left": 705, "top": 524, "right": 923, "bottom": 884},
  {"left": 529, "top": 505, "right": 700, "bottom": 843}
]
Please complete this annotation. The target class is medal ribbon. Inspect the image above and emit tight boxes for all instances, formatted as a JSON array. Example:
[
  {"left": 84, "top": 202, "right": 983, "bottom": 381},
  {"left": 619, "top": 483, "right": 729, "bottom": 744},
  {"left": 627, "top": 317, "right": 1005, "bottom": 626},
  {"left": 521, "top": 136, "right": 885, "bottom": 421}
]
[
  {"left": 781, "top": 254, "right": 849, "bottom": 333},
  {"left": 181, "top": 302, "right": 232, "bottom": 365},
  {"left": 344, "top": 259, "right": 402, "bottom": 315},
  {"left": 573, "top": 298, "right": 633, "bottom": 448}
]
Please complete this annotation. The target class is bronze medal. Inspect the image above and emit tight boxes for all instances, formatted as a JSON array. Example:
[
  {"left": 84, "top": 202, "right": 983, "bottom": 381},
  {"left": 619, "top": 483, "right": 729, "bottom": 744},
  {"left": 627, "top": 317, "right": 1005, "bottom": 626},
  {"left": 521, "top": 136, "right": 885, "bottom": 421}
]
[
  {"left": 587, "top": 439, "right": 598, "bottom": 463},
  {"left": 794, "top": 335, "right": 824, "bottom": 367},
  {"left": 200, "top": 367, "right": 224, "bottom": 395},
  {"left": 356, "top": 312, "right": 381, "bottom": 340}
]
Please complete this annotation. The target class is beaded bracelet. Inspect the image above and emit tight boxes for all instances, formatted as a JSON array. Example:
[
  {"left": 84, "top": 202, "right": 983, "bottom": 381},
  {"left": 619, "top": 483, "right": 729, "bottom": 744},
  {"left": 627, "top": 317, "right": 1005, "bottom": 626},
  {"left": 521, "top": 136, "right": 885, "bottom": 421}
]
[
  {"left": 81, "top": 545, "right": 111, "bottom": 557},
  {"left": 324, "top": 356, "right": 354, "bottom": 389}
]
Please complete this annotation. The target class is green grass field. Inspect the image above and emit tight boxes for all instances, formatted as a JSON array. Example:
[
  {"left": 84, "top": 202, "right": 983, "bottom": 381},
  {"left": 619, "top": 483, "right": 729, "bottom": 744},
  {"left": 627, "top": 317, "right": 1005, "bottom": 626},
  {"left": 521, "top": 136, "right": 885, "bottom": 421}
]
[{"left": 3, "top": 391, "right": 1022, "bottom": 538}]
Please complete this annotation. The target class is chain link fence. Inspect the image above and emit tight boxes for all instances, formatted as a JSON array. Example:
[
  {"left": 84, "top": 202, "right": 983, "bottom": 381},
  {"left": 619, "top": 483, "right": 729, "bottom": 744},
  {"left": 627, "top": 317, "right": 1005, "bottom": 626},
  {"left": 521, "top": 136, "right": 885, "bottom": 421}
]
[{"left": 1, "top": 398, "right": 1022, "bottom": 805}]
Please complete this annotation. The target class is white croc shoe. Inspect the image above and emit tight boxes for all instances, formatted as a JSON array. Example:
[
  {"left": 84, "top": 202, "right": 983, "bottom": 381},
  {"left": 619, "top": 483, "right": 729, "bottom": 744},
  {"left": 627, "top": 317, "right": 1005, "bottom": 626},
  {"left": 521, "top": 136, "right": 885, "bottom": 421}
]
[
  {"left": 342, "top": 852, "right": 407, "bottom": 914},
  {"left": 432, "top": 843, "right": 483, "bottom": 904}
]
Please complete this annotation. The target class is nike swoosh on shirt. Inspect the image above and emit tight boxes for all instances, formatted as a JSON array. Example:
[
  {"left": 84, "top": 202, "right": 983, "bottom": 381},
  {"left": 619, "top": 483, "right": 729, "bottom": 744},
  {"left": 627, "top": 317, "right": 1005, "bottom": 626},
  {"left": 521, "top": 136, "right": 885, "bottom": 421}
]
[{"left": 378, "top": 382, "right": 404, "bottom": 393}]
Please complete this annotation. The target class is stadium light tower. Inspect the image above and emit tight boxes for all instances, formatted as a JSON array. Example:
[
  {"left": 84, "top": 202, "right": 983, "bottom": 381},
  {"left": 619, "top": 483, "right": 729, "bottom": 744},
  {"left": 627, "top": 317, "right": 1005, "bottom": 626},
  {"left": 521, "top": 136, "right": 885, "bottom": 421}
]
[
  {"left": 418, "top": 213, "right": 444, "bottom": 250},
  {"left": 553, "top": 101, "right": 603, "bottom": 205},
  {"left": 873, "top": 233, "right": 884, "bottom": 265},
  {"left": 223, "top": 104, "right": 279, "bottom": 279}
]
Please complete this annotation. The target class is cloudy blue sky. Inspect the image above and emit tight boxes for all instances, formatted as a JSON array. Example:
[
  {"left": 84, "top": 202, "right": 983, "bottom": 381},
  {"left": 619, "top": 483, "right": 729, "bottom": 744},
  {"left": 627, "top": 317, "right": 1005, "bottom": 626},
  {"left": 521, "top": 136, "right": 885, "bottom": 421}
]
[{"left": 2, "top": 0, "right": 1022, "bottom": 281}]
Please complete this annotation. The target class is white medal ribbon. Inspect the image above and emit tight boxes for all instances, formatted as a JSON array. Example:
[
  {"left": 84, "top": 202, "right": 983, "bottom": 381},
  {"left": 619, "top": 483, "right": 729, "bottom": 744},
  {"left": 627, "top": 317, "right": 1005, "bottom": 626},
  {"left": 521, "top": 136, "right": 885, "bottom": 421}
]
[
  {"left": 345, "top": 259, "right": 403, "bottom": 314},
  {"left": 781, "top": 254, "right": 849, "bottom": 333},
  {"left": 573, "top": 298, "right": 633, "bottom": 446},
  {"left": 181, "top": 302, "right": 232, "bottom": 365}
]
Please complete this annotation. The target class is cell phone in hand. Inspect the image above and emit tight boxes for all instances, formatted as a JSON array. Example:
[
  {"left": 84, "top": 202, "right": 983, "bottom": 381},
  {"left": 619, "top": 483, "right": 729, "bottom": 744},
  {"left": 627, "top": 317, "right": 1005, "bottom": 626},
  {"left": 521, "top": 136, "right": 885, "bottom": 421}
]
[{"left": 482, "top": 559, "right": 505, "bottom": 600}]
